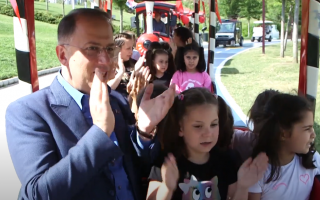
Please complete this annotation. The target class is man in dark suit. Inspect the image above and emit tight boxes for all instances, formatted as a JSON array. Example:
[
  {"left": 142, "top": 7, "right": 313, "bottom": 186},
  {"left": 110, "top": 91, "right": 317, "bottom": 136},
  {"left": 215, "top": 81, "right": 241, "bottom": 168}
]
[{"left": 6, "top": 8, "right": 175, "bottom": 200}]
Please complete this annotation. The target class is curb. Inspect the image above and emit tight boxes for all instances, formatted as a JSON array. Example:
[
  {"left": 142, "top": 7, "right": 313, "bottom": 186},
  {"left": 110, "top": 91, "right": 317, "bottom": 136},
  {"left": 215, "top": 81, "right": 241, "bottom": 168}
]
[
  {"left": 214, "top": 42, "right": 279, "bottom": 128},
  {"left": 0, "top": 66, "right": 61, "bottom": 88}
]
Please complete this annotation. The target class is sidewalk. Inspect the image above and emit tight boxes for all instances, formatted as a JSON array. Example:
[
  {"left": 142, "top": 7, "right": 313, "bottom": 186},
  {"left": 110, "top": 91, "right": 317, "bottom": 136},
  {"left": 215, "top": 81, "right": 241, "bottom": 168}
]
[
  {"left": 0, "top": 72, "right": 58, "bottom": 199},
  {"left": 0, "top": 66, "right": 61, "bottom": 88}
]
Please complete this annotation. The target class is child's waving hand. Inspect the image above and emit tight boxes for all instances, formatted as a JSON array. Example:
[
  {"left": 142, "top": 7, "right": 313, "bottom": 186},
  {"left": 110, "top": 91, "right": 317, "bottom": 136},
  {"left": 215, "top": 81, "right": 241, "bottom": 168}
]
[
  {"left": 238, "top": 152, "right": 269, "bottom": 188},
  {"left": 161, "top": 153, "right": 179, "bottom": 191}
]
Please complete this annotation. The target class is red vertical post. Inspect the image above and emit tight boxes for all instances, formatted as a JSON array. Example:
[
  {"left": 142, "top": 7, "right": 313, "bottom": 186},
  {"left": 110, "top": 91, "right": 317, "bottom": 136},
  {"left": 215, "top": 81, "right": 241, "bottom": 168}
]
[
  {"left": 10, "top": 0, "right": 39, "bottom": 93},
  {"left": 298, "top": 0, "right": 309, "bottom": 97}
]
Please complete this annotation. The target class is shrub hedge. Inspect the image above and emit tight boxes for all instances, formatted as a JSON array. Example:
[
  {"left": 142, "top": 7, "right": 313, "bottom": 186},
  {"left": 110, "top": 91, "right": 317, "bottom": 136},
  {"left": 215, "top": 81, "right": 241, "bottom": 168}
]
[
  {"left": 0, "top": 4, "right": 62, "bottom": 24},
  {"left": 0, "top": 4, "right": 142, "bottom": 34}
]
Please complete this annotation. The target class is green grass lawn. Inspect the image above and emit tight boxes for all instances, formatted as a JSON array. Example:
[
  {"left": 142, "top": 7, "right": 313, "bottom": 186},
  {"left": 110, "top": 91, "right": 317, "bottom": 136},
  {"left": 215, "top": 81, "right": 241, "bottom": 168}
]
[
  {"left": 0, "top": 14, "right": 59, "bottom": 80},
  {"left": 220, "top": 42, "right": 320, "bottom": 150},
  {"left": 0, "top": 0, "right": 135, "bottom": 27}
]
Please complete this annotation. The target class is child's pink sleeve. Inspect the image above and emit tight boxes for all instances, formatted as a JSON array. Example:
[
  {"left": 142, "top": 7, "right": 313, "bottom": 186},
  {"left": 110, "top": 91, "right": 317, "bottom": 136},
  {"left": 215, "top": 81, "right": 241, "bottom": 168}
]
[
  {"left": 170, "top": 71, "right": 181, "bottom": 93},
  {"left": 203, "top": 73, "right": 212, "bottom": 92}
]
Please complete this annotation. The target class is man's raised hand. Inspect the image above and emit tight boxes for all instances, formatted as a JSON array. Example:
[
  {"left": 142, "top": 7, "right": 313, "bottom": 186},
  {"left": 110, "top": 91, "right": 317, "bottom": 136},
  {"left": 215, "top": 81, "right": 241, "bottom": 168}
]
[
  {"left": 90, "top": 68, "right": 115, "bottom": 137},
  {"left": 137, "top": 83, "right": 175, "bottom": 135}
]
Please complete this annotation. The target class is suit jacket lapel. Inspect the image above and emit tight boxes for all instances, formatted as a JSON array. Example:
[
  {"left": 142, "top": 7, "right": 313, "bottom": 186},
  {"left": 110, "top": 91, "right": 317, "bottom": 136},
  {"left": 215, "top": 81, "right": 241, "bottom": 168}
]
[{"left": 49, "top": 77, "right": 90, "bottom": 140}]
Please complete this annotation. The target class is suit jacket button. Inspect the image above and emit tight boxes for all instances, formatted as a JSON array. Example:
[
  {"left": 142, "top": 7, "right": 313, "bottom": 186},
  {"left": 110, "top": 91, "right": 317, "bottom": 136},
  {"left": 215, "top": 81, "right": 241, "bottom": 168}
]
[{"left": 109, "top": 190, "right": 115, "bottom": 196}]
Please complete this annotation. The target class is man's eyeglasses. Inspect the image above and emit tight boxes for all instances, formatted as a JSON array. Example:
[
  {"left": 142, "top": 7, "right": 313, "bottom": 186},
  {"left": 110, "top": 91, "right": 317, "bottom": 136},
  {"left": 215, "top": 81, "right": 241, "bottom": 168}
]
[{"left": 62, "top": 44, "right": 119, "bottom": 58}]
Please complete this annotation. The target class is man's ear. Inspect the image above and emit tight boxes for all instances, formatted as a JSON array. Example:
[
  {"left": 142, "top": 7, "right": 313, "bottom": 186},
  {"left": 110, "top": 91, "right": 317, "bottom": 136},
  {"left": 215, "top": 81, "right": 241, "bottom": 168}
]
[{"left": 56, "top": 45, "right": 69, "bottom": 67}]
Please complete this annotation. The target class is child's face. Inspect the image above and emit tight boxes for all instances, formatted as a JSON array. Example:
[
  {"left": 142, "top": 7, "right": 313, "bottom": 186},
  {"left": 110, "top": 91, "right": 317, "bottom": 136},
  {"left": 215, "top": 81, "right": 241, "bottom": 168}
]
[
  {"left": 184, "top": 50, "right": 199, "bottom": 72},
  {"left": 179, "top": 104, "right": 219, "bottom": 157},
  {"left": 154, "top": 54, "right": 169, "bottom": 74},
  {"left": 283, "top": 111, "right": 316, "bottom": 154},
  {"left": 120, "top": 39, "right": 134, "bottom": 61}
]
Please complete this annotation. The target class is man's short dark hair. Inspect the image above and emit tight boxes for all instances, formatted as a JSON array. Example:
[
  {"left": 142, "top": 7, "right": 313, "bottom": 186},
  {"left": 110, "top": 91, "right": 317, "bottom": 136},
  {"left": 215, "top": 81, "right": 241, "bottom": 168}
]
[{"left": 57, "top": 8, "right": 112, "bottom": 43}]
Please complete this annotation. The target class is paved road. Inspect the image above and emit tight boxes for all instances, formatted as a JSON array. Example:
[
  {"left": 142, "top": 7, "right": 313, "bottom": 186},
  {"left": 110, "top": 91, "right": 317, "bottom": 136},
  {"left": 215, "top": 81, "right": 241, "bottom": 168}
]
[
  {"left": 0, "top": 40, "right": 279, "bottom": 199},
  {"left": 203, "top": 40, "right": 280, "bottom": 127}
]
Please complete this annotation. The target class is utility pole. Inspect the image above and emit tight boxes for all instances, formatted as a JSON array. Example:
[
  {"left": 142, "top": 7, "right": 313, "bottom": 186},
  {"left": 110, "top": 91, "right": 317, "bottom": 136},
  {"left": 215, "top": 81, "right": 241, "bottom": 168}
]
[{"left": 262, "top": 0, "right": 265, "bottom": 54}]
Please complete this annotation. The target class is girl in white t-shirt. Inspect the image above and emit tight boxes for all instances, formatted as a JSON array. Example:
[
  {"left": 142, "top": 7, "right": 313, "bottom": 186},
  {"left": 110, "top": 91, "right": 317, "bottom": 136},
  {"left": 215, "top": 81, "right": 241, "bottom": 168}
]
[
  {"left": 248, "top": 93, "right": 320, "bottom": 200},
  {"left": 170, "top": 40, "right": 211, "bottom": 93}
]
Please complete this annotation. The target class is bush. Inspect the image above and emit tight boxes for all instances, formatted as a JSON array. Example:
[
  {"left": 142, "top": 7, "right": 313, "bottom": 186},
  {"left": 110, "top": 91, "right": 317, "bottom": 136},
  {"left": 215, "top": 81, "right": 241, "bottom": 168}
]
[
  {"left": 34, "top": 11, "right": 63, "bottom": 24},
  {"left": 112, "top": 24, "right": 143, "bottom": 35},
  {"left": 0, "top": 4, "right": 63, "bottom": 24},
  {"left": 0, "top": 5, "right": 14, "bottom": 17}
]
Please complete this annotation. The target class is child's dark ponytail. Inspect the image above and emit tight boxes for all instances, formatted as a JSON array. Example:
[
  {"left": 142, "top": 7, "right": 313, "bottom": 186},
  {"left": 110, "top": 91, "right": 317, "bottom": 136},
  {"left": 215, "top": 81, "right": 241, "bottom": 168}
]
[{"left": 216, "top": 95, "right": 234, "bottom": 151}]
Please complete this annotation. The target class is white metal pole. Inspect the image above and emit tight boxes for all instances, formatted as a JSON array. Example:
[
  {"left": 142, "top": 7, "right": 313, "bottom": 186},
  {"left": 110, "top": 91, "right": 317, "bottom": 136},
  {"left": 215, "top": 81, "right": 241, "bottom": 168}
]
[{"left": 145, "top": 1, "right": 154, "bottom": 34}]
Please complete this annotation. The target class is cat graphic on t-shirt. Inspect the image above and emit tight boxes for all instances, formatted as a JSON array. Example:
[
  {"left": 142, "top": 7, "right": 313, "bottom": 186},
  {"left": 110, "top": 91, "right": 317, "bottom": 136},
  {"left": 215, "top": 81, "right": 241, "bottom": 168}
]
[{"left": 178, "top": 175, "right": 221, "bottom": 200}]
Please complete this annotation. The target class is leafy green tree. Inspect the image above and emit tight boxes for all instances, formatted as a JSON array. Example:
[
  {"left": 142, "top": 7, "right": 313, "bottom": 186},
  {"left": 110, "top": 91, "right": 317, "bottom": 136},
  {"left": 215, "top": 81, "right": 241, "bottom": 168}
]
[
  {"left": 219, "top": 0, "right": 241, "bottom": 19},
  {"left": 239, "top": 0, "right": 262, "bottom": 37},
  {"left": 114, "top": 0, "right": 127, "bottom": 32}
]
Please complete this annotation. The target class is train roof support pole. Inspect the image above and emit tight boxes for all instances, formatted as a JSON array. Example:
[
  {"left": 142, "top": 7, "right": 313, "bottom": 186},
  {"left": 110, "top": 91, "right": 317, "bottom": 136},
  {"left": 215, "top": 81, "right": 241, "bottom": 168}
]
[
  {"left": 145, "top": 1, "right": 154, "bottom": 34},
  {"left": 207, "top": 0, "right": 216, "bottom": 89},
  {"left": 106, "top": 0, "right": 112, "bottom": 16},
  {"left": 262, "top": 0, "right": 265, "bottom": 54},
  {"left": 10, "top": 0, "right": 39, "bottom": 93},
  {"left": 299, "top": 0, "right": 320, "bottom": 117},
  {"left": 194, "top": 0, "right": 200, "bottom": 44},
  {"left": 92, "top": 0, "right": 106, "bottom": 10}
]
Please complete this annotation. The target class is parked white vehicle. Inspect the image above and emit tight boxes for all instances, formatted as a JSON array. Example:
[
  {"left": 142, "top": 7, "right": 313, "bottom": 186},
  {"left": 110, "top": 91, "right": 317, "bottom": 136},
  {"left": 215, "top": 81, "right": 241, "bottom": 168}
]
[{"left": 251, "top": 21, "right": 279, "bottom": 42}]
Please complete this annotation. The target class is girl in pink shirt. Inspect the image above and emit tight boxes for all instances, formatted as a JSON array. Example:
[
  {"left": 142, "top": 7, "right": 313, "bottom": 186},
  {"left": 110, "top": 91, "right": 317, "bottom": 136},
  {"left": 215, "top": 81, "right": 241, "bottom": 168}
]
[{"left": 170, "top": 40, "right": 211, "bottom": 93}]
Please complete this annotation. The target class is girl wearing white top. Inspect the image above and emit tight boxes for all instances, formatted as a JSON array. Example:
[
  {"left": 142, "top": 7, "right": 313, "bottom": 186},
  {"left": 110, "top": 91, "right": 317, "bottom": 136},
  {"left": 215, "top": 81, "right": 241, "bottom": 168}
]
[{"left": 248, "top": 93, "right": 320, "bottom": 200}]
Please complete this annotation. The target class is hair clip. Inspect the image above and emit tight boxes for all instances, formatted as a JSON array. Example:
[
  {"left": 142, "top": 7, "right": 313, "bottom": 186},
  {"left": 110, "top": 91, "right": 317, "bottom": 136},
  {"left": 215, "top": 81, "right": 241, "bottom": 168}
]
[
  {"left": 178, "top": 94, "right": 184, "bottom": 101},
  {"left": 213, "top": 94, "right": 218, "bottom": 99}
]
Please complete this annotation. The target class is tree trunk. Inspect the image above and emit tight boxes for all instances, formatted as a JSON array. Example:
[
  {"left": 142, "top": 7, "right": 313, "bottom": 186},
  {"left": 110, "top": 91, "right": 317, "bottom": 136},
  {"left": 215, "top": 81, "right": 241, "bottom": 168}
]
[
  {"left": 293, "top": 0, "right": 300, "bottom": 63},
  {"left": 284, "top": 4, "right": 293, "bottom": 51},
  {"left": 280, "top": 0, "right": 286, "bottom": 57},
  {"left": 248, "top": 19, "right": 250, "bottom": 38},
  {"left": 62, "top": 1, "right": 65, "bottom": 16},
  {"left": 46, "top": 0, "right": 49, "bottom": 11},
  {"left": 120, "top": 8, "right": 124, "bottom": 32}
]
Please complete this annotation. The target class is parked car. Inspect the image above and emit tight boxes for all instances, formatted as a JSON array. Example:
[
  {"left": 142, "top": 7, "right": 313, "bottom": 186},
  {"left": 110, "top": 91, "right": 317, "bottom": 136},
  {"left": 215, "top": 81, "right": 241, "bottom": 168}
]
[
  {"left": 251, "top": 20, "right": 279, "bottom": 42},
  {"left": 215, "top": 19, "right": 244, "bottom": 47}
]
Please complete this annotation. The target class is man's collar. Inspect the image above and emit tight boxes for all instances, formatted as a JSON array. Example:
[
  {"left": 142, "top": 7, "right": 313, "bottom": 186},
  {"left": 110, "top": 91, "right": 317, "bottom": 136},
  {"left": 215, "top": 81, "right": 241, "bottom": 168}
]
[{"left": 57, "top": 70, "right": 85, "bottom": 109}]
